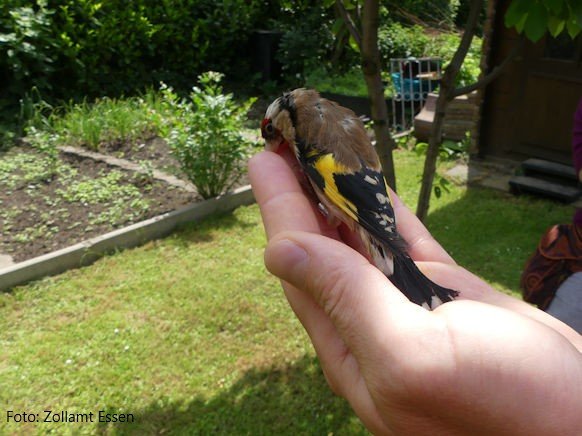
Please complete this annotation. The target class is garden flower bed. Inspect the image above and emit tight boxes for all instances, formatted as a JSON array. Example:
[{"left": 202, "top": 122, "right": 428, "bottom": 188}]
[
  {"left": 0, "top": 73, "right": 260, "bottom": 281},
  {"left": 0, "top": 139, "right": 196, "bottom": 264},
  {"left": 0, "top": 136, "right": 253, "bottom": 271}
]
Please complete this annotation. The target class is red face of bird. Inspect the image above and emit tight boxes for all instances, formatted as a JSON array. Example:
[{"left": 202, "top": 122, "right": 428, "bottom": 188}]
[
  {"left": 260, "top": 93, "right": 296, "bottom": 153},
  {"left": 260, "top": 117, "right": 283, "bottom": 152}
]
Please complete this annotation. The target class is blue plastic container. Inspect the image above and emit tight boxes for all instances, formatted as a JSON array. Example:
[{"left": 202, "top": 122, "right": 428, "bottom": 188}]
[{"left": 391, "top": 73, "right": 439, "bottom": 101}]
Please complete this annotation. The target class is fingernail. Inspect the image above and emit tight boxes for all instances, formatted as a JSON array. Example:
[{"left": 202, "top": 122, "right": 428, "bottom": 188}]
[
  {"left": 274, "top": 238, "right": 308, "bottom": 265},
  {"left": 265, "top": 238, "right": 308, "bottom": 275}
]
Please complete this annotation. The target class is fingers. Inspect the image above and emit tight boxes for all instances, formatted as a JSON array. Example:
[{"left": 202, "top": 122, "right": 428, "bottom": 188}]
[
  {"left": 390, "top": 190, "right": 456, "bottom": 265},
  {"left": 418, "top": 262, "right": 582, "bottom": 349},
  {"left": 249, "top": 151, "right": 320, "bottom": 238},
  {"left": 264, "top": 230, "right": 438, "bottom": 371},
  {"left": 248, "top": 150, "right": 338, "bottom": 240},
  {"left": 264, "top": 230, "right": 428, "bottom": 433}
]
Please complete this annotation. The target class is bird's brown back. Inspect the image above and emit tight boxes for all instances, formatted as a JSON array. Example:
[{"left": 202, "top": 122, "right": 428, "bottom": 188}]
[{"left": 292, "top": 89, "right": 381, "bottom": 172}]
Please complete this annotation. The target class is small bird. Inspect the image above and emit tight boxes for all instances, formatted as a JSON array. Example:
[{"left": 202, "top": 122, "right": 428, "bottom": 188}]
[{"left": 260, "top": 88, "right": 458, "bottom": 310}]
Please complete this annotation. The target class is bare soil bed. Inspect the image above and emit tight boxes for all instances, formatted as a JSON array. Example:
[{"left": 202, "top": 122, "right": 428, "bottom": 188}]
[{"left": 0, "top": 140, "right": 200, "bottom": 264}]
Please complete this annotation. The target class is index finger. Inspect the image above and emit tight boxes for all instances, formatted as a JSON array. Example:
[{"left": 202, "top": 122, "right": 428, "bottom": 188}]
[{"left": 248, "top": 150, "right": 326, "bottom": 239}]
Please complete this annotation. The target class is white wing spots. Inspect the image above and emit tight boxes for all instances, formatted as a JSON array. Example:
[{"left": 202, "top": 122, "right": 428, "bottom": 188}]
[
  {"left": 371, "top": 244, "right": 394, "bottom": 276},
  {"left": 421, "top": 302, "right": 430, "bottom": 310},
  {"left": 358, "top": 227, "right": 394, "bottom": 276},
  {"left": 364, "top": 175, "right": 378, "bottom": 185},
  {"left": 380, "top": 213, "right": 394, "bottom": 223},
  {"left": 376, "top": 193, "right": 390, "bottom": 204}
]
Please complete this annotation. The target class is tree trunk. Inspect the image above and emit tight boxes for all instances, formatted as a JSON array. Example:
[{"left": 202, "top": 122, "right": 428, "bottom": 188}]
[
  {"left": 415, "top": 0, "right": 484, "bottom": 222},
  {"left": 415, "top": 81, "right": 454, "bottom": 222},
  {"left": 360, "top": 0, "right": 397, "bottom": 190}
]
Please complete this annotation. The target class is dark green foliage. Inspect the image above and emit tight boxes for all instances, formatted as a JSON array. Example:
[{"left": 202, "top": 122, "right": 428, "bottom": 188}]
[
  {"left": 0, "top": 0, "right": 263, "bottom": 127},
  {"left": 274, "top": 4, "right": 336, "bottom": 82},
  {"left": 0, "top": 1, "right": 58, "bottom": 140},
  {"left": 386, "top": 0, "right": 461, "bottom": 28},
  {"left": 0, "top": 1, "right": 57, "bottom": 104},
  {"left": 505, "top": 0, "right": 582, "bottom": 41},
  {"left": 378, "top": 23, "right": 431, "bottom": 61}
]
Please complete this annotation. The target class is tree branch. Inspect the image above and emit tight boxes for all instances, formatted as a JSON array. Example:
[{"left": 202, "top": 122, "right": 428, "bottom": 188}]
[
  {"left": 415, "top": 0, "right": 484, "bottom": 222},
  {"left": 335, "top": 0, "right": 362, "bottom": 50},
  {"left": 451, "top": 36, "right": 525, "bottom": 98},
  {"left": 441, "top": 0, "right": 484, "bottom": 99}
]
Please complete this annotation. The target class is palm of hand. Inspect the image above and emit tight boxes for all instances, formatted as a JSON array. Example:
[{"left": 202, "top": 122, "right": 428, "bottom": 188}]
[{"left": 249, "top": 150, "right": 582, "bottom": 435}]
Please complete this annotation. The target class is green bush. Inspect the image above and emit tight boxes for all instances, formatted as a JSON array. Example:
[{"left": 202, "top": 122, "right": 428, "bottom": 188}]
[
  {"left": 0, "top": 0, "right": 58, "bottom": 137},
  {"left": 378, "top": 23, "right": 431, "bottom": 61},
  {"left": 378, "top": 24, "right": 482, "bottom": 87},
  {"left": 0, "top": 0, "right": 263, "bottom": 127},
  {"left": 49, "top": 0, "right": 263, "bottom": 94},
  {"left": 426, "top": 32, "right": 482, "bottom": 87},
  {"left": 165, "top": 72, "right": 256, "bottom": 199},
  {"left": 275, "top": 4, "right": 335, "bottom": 82}
]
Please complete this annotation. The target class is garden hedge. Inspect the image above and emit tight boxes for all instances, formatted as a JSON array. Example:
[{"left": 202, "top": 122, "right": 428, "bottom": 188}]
[{"left": 0, "top": 0, "right": 263, "bottom": 114}]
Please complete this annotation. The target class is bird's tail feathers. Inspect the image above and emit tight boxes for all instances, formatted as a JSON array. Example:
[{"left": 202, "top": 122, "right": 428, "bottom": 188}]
[{"left": 390, "top": 254, "right": 458, "bottom": 310}]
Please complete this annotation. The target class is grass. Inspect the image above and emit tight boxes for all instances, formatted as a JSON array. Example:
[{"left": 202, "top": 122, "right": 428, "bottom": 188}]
[{"left": 0, "top": 150, "right": 575, "bottom": 434}]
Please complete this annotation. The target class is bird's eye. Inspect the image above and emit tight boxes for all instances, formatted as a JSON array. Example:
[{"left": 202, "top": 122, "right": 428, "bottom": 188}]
[{"left": 265, "top": 123, "right": 274, "bottom": 135}]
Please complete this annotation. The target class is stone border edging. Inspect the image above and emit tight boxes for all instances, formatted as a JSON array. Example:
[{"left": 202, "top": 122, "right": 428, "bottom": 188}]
[
  {"left": 58, "top": 144, "right": 197, "bottom": 193},
  {"left": 0, "top": 185, "right": 255, "bottom": 292}
]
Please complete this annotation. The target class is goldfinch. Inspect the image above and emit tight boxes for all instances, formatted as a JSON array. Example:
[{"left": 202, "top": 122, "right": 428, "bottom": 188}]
[{"left": 260, "top": 88, "right": 458, "bottom": 310}]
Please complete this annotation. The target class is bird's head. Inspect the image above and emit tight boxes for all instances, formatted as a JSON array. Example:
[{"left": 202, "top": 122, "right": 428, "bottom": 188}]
[{"left": 260, "top": 91, "right": 298, "bottom": 153}]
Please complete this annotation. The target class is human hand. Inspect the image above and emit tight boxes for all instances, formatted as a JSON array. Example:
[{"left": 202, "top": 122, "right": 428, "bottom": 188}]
[{"left": 249, "top": 150, "right": 582, "bottom": 435}]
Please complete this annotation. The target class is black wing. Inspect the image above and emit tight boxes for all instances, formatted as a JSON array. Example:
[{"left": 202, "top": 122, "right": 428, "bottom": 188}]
[{"left": 297, "top": 140, "right": 407, "bottom": 255}]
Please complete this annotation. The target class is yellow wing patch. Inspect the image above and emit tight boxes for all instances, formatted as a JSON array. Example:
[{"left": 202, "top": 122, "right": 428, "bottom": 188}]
[{"left": 313, "top": 154, "right": 358, "bottom": 221}]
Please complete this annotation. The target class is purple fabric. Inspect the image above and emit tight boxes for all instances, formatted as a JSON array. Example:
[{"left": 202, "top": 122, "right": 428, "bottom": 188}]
[{"left": 574, "top": 97, "right": 582, "bottom": 225}]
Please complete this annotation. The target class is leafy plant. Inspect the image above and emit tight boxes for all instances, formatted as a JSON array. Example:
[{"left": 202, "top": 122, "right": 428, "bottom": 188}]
[
  {"left": 274, "top": 3, "right": 335, "bottom": 82},
  {"left": 165, "top": 72, "right": 256, "bottom": 199},
  {"left": 378, "top": 23, "right": 431, "bottom": 61},
  {"left": 505, "top": 0, "right": 582, "bottom": 41},
  {"left": 0, "top": 0, "right": 58, "bottom": 114},
  {"left": 24, "top": 91, "right": 164, "bottom": 151},
  {"left": 414, "top": 131, "right": 470, "bottom": 161}
]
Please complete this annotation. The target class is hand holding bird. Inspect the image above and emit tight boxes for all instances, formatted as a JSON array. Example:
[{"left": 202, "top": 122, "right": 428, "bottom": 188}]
[{"left": 249, "top": 147, "right": 582, "bottom": 436}]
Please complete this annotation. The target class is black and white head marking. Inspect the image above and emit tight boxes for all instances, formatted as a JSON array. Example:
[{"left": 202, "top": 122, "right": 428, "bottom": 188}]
[{"left": 278, "top": 92, "right": 297, "bottom": 127}]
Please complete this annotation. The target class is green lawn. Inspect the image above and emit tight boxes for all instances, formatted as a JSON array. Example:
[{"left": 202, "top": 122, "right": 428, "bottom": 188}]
[{"left": 0, "top": 150, "right": 574, "bottom": 435}]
